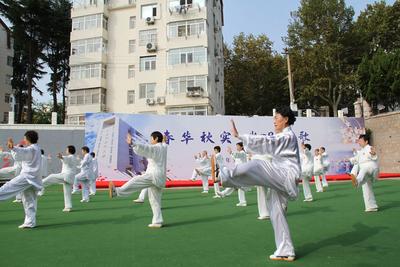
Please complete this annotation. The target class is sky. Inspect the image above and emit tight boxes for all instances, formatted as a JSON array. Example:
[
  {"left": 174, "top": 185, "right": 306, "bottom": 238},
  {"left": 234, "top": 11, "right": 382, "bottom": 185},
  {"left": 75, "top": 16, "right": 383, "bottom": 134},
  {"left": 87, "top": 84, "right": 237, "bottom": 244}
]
[{"left": 30, "top": 0, "right": 396, "bottom": 103}]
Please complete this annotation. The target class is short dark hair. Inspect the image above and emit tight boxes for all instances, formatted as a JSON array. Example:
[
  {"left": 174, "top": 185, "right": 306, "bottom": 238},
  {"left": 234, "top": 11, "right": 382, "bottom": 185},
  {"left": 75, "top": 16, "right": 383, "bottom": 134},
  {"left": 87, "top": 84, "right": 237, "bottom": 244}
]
[
  {"left": 321, "top": 147, "right": 326, "bottom": 151},
  {"left": 90, "top": 152, "right": 95, "bottom": 158},
  {"left": 236, "top": 142, "right": 243, "bottom": 147},
  {"left": 41, "top": 149, "right": 44, "bottom": 155},
  {"left": 151, "top": 131, "right": 163, "bottom": 143},
  {"left": 24, "top": 131, "right": 38, "bottom": 144},
  {"left": 275, "top": 106, "right": 296, "bottom": 126},
  {"left": 359, "top": 134, "right": 370, "bottom": 143},
  {"left": 67, "top": 145, "right": 76, "bottom": 155},
  {"left": 82, "top": 146, "right": 90, "bottom": 153},
  {"left": 305, "top": 144, "right": 312, "bottom": 150},
  {"left": 214, "top": 146, "right": 221, "bottom": 153}
]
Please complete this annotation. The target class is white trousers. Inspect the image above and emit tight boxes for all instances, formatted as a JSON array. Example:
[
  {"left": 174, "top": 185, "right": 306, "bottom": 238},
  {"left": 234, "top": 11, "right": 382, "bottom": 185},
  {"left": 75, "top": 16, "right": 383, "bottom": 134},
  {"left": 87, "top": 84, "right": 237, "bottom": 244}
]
[
  {"left": 214, "top": 182, "right": 220, "bottom": 195},
  {"left": 220, "top": 159, "right": 297, "bottom": 256},
  {"left": 89, "top": 178, "right": 96, "bottom": 195},
  {"left": 220, "top": 187, "right": 247, "bottom": 204},
  {"left": 137, "top": 188, "right": 148, "bottom": 201},
  {"left": 75, "top": 172, "right": 90, "bottom": 201},
  {"left": 191, "top": 170, "right": 209, "bottom": 192},
  {"left": 356, "top": 165, "right": 379, "bottom": 210},
  {"left": 257, "top": 186, "right": 269, "bottom": 217},
  {"left": 321, "top": 173, "right": 329, "bottom": 187},
  {"left": 0, "top": 175, "right": 38, "bottom": 227},
  {"left": 302, "top": 176, "right": 313, "bottom": 200},
  {"left": 43, "top": 173, "right": 73, "bottom": 209},
  {"left": 116, "top": 173, "right": 163, "bottom": 224},
  {"left": 313, "top": 174, "right": 323, "bottom": 192}
]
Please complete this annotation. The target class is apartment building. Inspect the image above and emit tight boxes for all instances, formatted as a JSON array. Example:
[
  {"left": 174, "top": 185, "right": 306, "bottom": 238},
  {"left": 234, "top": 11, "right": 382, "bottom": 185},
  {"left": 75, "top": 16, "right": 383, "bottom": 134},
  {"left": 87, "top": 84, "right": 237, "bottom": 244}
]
[
  {"left": 0, "top": 18, "right": 13, "bottom": 123},
  {"left": 67, "top": 0, "right": 224, "bottom": 125}
]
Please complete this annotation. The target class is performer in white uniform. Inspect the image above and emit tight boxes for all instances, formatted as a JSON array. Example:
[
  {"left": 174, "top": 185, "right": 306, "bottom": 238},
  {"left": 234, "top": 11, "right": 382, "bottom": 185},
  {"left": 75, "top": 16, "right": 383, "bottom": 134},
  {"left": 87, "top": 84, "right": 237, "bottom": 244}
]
[
  {"left": 217, "top": 143, "right": 248, "bottom": 206},
  {"left": 41, "top": 146, "right": 79, "bottom": 212},
  {"left": 313, "top": 149, "right": 324, "bottom": 193},
  {"left": 300, "top": 144, "right": 314, "bottom": 202},
  {"left": 0, "top": 146, "right": 23, "bottom": 202},
  {"left": 191, "top": 151, "right": 211, "bottom": 193},
  {"left": 349, "top": 135, "right": 379, "bottom": 212},
  {"left": 109, "top": 131, "right": 168, "bottom": 228},
  {"left": 0, "top": 131, "right": 42, "bottom": 228},
  {"left": 73, "top": 147, "right": 92, "bottom": 203},
  {"left": 218, "top": 107, "right": 300, "bottom": 262},
  {"left": 212, "top": 146, "right": 223, "bottom": 199},
  {"left": 320, "top": 147, "right": 330, "bottom": 188},
  {"left": 89, "top": 152, "right": 98, "bottom": 196},
  {"left": 133, "top": 188, "right": 148, "bottom": 203}
]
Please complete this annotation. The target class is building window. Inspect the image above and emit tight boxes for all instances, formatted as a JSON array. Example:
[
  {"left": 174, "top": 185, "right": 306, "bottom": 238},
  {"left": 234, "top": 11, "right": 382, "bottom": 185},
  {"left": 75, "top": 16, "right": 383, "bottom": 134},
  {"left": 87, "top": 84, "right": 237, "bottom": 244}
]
[
  {"left": 128, "top": 40, "right": 136, "bottom": 53},
  {"left": 3, "top": 112, "right": 9, "bottom": 123},
  {"left": 6, "top": 56, "right": 13, "bottom": 66},
  {"left": 4, "top": 93, "right": 11, "bottom": 103},
  {"left": 5, "top": 75, "right": 12, "bottom": 85},
  {"left": 139, "top": 29, "right": 157, "bottom": 46},
  {"left": 71, "top": 38, "right": 107, "bottom": 56},
  {"left": 168, "top": 75, "right": 206, "bottom": 94},
  {"left": 70, "top": 64, "right": 106, "bottom": 80},
  {"left": 168, "top": 19, "right": 205, "bottom": 38},
  {"left": 139, "top": 83, "right": 156, "bottom": 99},
  {"left": 129, "top": 16, "right": 136, "bottom": 29},
  {"left": 72, "top": 14, "right": 106, "bottom": 31},
  {"left": 168, "top": 46, "right": 206, "bottom": 65},
  {"left": 127, "top": 90, "right": 135, "bottom": 104},
  {"left": 141, "top": 4, "right": 157, "bottom": 19},
  {"left": 168, "top": 0, "right": 205, "bottom": 9},
  {"left": 140, "top": 56, "right": 156, "bottom": 71},
  {"left": 128, "top": 65, "right": 135, "bottom": 78},
  {"left": 68, "top": 115, "right": 86, "bottom": 125},
  {"left": 167, "top": 106, "right": 207, "bottom": 116},
  {"left": 69, "top": 88, "right": 105, "bottom": 106}
]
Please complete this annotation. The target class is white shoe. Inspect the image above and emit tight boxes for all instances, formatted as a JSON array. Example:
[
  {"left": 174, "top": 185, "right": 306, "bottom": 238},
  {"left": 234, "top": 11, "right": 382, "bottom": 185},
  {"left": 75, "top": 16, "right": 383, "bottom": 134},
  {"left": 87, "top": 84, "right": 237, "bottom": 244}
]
[
  {"left": 216, "top": 191, "right": 225, "bottom": 198},
  {"left": 257, "top": 216, "right": 270, "bottom": 220},
  {"left": 269, "top": 254, "right": 295, "bottom": 262},
  {"left": 37, "top": 191, "right": 44, "bottom": 197},
  {"left": 303, "top": 198, "right": 313, "bottom": 202},
  {"left": 365, "top": 208, "right": 378, "bottom": 212},
  {"left": 80, "top": 199, "right": 89, "bottom": 203},
  {"left": 201, "top": 191, "right": 209, "bottom": 194},
  {"left": 89, "top": 193, "right": 96, "bottom": 196},
  {"left": 71, "top": 190, "right": 80, "bottom": 195},
  {"left": 213, "top": 195, "right": 221, "bottom": 199},
  {"left": 63, "top": 208, "right": 72, "bottom": 212},
  {"left": 236, "top": 202, "right": 247, "bottom": 207},
  {"left": 13, "top": 199, "right": 22, "bottom": 203},
  {"left": 133, "top": 199, "right": 144, "bottom": 204},
  {"left": 148, "top": 223, "right": 162, "bottom": 228},
  {"left": 18, "top": 224, "right": 35, "bottom": 229}
]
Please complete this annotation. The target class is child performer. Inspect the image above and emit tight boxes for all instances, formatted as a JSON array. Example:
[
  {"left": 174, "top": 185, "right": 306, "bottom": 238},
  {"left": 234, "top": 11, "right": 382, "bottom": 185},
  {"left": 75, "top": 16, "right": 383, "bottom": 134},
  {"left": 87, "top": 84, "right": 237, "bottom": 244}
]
[
  {"left": 313, "top": 148, "right": 324, "bottom": 193},
  {"left": 89, "top": 152, "right": 98, "bottom": 196},
  {"left": 73, "top": 146, "right": 92, "bottom": 203},
  {"left": 0, "top": 131, "right": 42, "bottom": 228},
  {"left": 217, "top": 143, "right": 248, "bottom": 206},
  {"left": 191, "top": 151, "right": 211, "bottom": 193},
  {"left": 217, "top": 107, "right": 300, "bottom": 262},
  {"left": 41, "top": 146, "right": 79, "bottom": 212},
  {"left": 212, "top": 146, "right": 224, "bottom": 199},
  {"left": 300, "top": 143, "right": 314, "bottom": 202},
  {"left": 109, "top": 131, "right": 168, "bottom": 228},
  {"left": 320, "top": 147, "right": 330, "bottom": 188},
  {"left": 349, "top": 135, "right": 379, "bottom": 212}
]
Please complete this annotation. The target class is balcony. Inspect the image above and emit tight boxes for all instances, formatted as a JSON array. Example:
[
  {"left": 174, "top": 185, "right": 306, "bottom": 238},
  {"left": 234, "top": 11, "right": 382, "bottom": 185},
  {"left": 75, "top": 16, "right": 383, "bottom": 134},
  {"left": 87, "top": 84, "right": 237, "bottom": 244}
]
[
  {"left": 71, "top": 0, "right": 108, "bottom": 17},
  {"left": 108, "top": 0, "right": 136, "bottom": 11}
]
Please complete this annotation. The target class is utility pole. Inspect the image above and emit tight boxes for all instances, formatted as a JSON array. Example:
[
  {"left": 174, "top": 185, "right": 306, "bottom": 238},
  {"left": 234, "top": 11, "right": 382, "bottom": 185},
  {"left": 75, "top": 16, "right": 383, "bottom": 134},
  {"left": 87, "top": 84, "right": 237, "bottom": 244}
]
[{"left": 284, "top": 48, "right": 297, "bottom": 111}]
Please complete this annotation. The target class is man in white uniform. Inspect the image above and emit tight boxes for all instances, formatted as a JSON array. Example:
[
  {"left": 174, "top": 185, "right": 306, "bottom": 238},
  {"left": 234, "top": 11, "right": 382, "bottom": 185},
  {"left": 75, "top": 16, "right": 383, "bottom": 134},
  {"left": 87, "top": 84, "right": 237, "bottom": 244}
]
[
  {"left": 217, "top": 143, "right": 248, "bottom": 206},
  {"left": 41, "top": 145, "right": 79, "bottom": 212},
  {"left": 212, "top": 146, "right": 224, "bottom": 199},
  {"left": 320, "top": 147, "right": 330, "bottom": 188},
  {"left": 73, "top": 146, "right": 92, "bottom": 203},
  {"left": 191, "top": 151, "right": 211, "bottom": 193},
  {"left": 0, "top": 131, "right": 42, "bottom": 228},
  {"left": 109, "top": 131, "right": 168, "bottom": 228},
  {"left": 313, "top": 148, "right": 324, "bottom": 193},
  {"left": 349, "top": 135, "right": 379, "bottom": 212},
  {"left": 300, "top": 143, "right": 314, "bottom": 202},
  {"left": 218, "top": 107, "right": 300, "bottom": 262},
  {"left": 89, "top": 152, "right": 98, "bottom": 196}
]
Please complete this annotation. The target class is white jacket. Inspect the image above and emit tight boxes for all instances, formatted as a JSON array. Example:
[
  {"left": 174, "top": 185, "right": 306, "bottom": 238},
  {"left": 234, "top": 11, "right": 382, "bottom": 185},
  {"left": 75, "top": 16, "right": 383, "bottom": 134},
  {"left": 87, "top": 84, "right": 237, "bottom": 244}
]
[
  {"left": 231, "top": 150, "right": 248, "bottom": 166},
  {"left": 11, "top": 144, "right": 42, "bottom": 189}
]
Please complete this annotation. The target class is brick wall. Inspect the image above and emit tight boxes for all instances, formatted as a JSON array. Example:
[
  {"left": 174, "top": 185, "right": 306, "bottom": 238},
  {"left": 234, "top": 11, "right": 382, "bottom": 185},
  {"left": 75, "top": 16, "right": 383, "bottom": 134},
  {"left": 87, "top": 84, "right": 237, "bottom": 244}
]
[{"left": 365, "top": 111, "right": 400, "bottom": 173}]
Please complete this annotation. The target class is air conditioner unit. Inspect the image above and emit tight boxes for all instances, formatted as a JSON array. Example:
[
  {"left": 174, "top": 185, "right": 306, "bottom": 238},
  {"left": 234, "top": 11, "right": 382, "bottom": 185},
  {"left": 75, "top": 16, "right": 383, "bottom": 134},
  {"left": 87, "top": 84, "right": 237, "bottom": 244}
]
[
  {"left": 146, "top": 98, "right": 155, "bottom": 105},
  {"left": 145, "top": 16, "right": 155, "bottom": 25},
  {"left": 146, "top": 42, "right": 157, "bottom": 52},
  {"left": 186, "top": 86, "right": 203, "bottom": 97},
  {"left": 157, "top": 96, "right": 165, "bottom": 104}
]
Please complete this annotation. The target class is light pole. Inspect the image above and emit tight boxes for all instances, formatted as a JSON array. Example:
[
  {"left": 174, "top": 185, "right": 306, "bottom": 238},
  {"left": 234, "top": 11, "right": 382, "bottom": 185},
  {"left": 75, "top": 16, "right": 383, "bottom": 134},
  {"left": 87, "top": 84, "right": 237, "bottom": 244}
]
[{"left": 284, "top": 48, "right": 297, "bottom": 111}]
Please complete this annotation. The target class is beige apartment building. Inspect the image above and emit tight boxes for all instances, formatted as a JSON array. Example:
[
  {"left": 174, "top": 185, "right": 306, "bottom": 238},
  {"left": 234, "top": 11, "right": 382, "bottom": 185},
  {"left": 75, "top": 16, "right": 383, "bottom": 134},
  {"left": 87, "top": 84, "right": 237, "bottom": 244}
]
[
  {"left": 67, "top": 0, "right": 224, "bottom": 125},
  {"left": 0, "top": 19, "right": 13, "bottom": 123}
]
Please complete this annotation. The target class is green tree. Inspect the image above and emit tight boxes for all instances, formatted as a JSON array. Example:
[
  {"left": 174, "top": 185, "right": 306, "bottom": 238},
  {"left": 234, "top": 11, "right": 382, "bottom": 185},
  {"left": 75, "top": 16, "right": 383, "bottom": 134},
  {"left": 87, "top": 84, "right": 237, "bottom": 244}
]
[
  {"left": 224, "top": 33, "right": 289, "bottom": 116},
  {"left": 285, "top": 0, "right": 358, "bottom": 116}
]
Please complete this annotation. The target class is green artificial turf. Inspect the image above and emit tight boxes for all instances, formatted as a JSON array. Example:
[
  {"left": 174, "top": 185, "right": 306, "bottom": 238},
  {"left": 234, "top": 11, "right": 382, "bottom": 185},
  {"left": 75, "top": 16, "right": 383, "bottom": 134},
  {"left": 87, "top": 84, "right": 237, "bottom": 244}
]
[{"left": 0, "top": 180, "right": 399, "bottom": 267}]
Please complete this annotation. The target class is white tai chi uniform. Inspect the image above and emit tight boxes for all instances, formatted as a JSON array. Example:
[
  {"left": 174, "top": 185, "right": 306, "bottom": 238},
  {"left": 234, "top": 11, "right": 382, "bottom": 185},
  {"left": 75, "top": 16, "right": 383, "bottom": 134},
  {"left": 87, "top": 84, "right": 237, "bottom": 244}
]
[
  {"left": 220, "top": 150, "right": 248, "bottom": 205},
  {"left": 74, "top": 154, "right": 92, "bottom": 202},
  {"left": 213, "top": 153, "right": 224, "bottom": 196},
  {"left": 321, "top": 152, "right": 330, "bottom": 187},
  {"left": 313, "top": 155, "right": 324, "bottom": 192},
  {"left": 0, "top": 152, "right": 23, "bottom": 201},
  {"left": 89, "top": 157, "right": 98, "bottom": 195},
  {"left": 0, "top": 144, "right": 42, "bottom": 227},
  {"left": 220, "top": 127, "right": 300, "bottom": 257},
  {"left": 136, "top": 188, "right": 148, "bottom": 202},
  {"left": 191, "top": 156, "right": 211, "bottom": 192},
  {"left": 42, "top": 155, "right": 79, "bottom": 209},
  {"left": 300, "top": 148, "right": 314, "bottom": 201},
  {"left": 116, "top": 142, "right": 168, "bottom": 225},
  {"left": 350, "top": 145, "right": 379, "bottom": 211}
]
